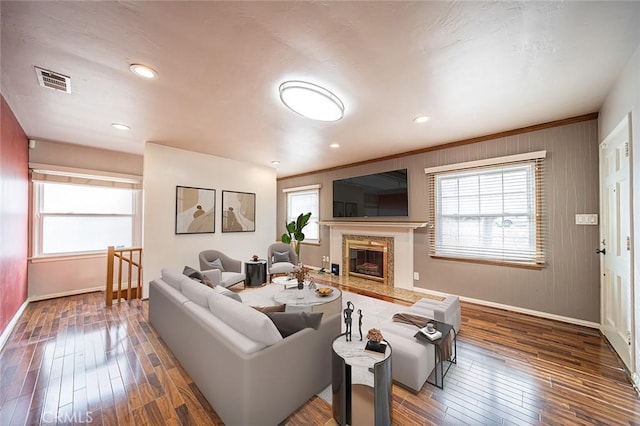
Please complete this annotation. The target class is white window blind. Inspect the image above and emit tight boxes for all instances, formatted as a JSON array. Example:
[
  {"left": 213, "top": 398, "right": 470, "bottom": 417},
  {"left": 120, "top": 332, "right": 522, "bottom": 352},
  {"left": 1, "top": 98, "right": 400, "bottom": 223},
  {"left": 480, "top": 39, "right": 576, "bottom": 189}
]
[
  {"left": 31, "top": 165, "right": 142, "bottom": 257},
  {"left": 425, "top": 152, "right": 546, "bottom": 267},
  {"left": 283, "top": 184, "right": 320, "bottom": 243}
]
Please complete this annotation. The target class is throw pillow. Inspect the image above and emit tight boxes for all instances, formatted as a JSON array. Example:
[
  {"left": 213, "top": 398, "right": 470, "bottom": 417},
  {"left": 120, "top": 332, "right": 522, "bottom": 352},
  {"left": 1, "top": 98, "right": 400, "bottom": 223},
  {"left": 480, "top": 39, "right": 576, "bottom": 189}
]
[
  {"left": 201, "top": 274, "right": 215, "bottom": 288},
  {"left": 211, "top": 285, "right": 242, "bottom": 302},
  {"left": 265, "top": 312, "right": 324, "bottom": 338},
  {"left": 183, "top": 265, "right": 204, "bottom": 283},
  {"left": 273, "top": 251, "right": 290, "bottom": 263},
  {"left": 207, "top": 292, "right": 282, "bottom": 346},
  {"left": 209, "top": 258, "right": 225, "bottom": 272},
  {"left": 252, "top": 304, "right": 286, "bottom": 314}
]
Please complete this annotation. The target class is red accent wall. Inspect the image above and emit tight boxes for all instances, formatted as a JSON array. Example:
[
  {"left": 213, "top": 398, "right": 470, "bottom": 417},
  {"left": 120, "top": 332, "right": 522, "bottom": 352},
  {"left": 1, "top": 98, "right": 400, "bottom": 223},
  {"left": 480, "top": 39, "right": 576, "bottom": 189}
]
[{"left": 0, "top": 95, "right": 29, "bottom": 334}]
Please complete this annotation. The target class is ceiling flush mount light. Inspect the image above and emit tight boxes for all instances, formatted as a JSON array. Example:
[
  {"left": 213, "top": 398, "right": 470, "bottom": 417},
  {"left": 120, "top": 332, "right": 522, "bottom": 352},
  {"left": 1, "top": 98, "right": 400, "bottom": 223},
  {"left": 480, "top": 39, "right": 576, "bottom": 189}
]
[
  {"left": 413, "top": 115, "right": 431, "bottom": 124},
  {"left": 129, "top": 64, "right": 158, "bottom": 79},
  {"left": 279, "top": 80, "right": 344, "bottom": 122},
  {"left": 111, "top": 123, "right": 130, "bottom": 131},
  {"left": 271, "top": 160, "right": 280, "bottom": 165},
  {"left": 330, "top": 143, "right": 340, "bottom": 148}
]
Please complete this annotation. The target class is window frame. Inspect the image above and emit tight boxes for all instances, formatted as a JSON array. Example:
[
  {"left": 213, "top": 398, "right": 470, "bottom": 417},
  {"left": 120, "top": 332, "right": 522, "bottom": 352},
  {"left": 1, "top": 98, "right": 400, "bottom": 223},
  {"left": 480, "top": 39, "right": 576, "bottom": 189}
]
[
  {"left": 425, "top": 151, "right": 546, "bottom": 269},
  {"left": 283, "top": 184, "right": 321, "bottom": 245},
  {"left": 30, "top": 167, "right": 142, "bottom": 259}
]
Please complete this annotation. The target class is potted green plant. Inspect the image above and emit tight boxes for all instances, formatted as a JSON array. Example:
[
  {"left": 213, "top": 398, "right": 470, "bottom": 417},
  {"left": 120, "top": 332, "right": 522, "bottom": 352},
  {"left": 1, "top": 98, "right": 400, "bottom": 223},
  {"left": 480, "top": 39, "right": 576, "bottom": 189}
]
[{"left": 281, "top": 212, "right": 311, "bottom": 257}]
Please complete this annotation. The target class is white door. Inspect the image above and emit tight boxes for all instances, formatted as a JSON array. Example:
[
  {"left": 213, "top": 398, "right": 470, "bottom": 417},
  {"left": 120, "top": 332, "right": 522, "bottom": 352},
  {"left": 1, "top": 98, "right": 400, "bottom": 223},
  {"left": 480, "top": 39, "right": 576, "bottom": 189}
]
[{"left": 599, "top": 114, "right": 633, "bottom": 371}]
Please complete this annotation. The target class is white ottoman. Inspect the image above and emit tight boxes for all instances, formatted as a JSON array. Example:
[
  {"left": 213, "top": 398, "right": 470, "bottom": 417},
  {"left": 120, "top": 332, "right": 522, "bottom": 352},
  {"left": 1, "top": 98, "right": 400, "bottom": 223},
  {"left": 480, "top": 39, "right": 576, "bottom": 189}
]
[
  {"left": 379, "top": 294, "right": 461, "bottom": 392},
  {"left": 379, "top": 322, "right": 435, "bottom": 392},
  {"left": 409, "top": 295, "right": 461, "bottom": 332}
]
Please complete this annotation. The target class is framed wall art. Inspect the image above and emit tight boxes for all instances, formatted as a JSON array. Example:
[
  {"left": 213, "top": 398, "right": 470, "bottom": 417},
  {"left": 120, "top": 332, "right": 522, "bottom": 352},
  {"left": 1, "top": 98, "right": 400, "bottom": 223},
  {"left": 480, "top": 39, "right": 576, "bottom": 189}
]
[
  {"left": 175, "top": 186, "right": 215, "bottom": 234},
  {"left": 222, "top": 190, "right": 256, "bottom": 232}
]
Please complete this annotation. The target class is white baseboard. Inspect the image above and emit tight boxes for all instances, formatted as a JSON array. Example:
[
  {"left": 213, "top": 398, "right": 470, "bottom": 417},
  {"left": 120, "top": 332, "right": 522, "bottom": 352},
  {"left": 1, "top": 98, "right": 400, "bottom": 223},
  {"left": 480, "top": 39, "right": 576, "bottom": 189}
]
[
  {"left": 28, "top": 283, "right": 144, "bottom": 302},
  {"left": 412, "top": 287, "right": 600, "bottom": 329},
  {"left": 29, "top": 286, "right": 104, "bottom": 302},
  {"left": 0, "top": 299, "right": 30, "bottom": 351}
]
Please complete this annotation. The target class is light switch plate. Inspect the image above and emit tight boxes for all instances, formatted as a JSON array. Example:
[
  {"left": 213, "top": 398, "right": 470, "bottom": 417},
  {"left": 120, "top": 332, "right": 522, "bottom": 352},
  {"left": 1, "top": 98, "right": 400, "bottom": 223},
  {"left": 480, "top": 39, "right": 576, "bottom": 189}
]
[{"left": 575, "top": 214, "right": 598, "bottom": 225}]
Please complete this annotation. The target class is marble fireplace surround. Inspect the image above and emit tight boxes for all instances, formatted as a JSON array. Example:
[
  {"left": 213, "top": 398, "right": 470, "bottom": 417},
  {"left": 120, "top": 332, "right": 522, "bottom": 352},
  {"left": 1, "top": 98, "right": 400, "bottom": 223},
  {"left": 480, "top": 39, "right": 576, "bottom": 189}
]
[{"left": 320, "top": 221, "right": 428, "bottom": 290}]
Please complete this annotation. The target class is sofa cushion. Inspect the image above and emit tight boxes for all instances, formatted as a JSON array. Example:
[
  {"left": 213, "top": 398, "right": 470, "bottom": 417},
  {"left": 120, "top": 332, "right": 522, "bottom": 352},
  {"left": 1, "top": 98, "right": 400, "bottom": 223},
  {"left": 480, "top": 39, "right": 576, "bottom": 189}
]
[
  {"left": 153, "top": 278, "right": 190, "bottom": 304},
  {"left": 220, "top": 272, "right": 245, "bottom": 288},
  {"left": 161, "top": 268, "right": 184, "bottom": 290},
  {"left": 184, "top": 301, "right": 266, "bottom": 354},
  {"left": 273, "top": 251, "right": 290, "bottom": 263},
  {"left": 181, "top": 278, "right": 214, "bottom": 308},
  {"left": 266, "top": 312, "right": 323, "bottom": 338},
  {"left": 207, "top": 291, "right": 282, "bottom": 346},
  {"left": 211, "top": 285, "right": 242, "bottom": 302},
  {"left": 209, "top": 258, "right": 225, "bottom": 272},
  {"left": 269, "top": 263, "right": 295, "bottom": 274}
]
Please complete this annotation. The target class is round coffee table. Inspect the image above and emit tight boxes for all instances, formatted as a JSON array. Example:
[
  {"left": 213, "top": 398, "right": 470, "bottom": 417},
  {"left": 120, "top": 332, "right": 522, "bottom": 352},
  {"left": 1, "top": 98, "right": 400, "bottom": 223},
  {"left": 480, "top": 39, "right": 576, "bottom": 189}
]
[{"left": 273, "top": 284, "right": 342, "bottom": 316}]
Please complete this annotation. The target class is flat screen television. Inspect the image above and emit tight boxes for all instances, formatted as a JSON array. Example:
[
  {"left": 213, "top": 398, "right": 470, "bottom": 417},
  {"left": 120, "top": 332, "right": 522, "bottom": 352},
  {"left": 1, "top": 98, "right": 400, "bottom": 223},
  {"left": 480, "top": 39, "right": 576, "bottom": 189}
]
[{"left": 333, "top": 169, "right": 408, "bottom": 218}]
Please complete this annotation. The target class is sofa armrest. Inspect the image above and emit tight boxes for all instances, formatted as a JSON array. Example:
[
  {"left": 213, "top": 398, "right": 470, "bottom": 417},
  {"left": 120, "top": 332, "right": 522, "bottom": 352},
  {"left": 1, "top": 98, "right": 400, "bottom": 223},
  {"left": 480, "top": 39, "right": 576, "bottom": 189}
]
[
  {"left": 223, "top": 257, "right": 242, "bottom": 273},
  {"left": 202, "top": 269, "right": 222, "bottom": 286},
  {"left": 238, "top": 313, "right": 341, "bottom": 423}
]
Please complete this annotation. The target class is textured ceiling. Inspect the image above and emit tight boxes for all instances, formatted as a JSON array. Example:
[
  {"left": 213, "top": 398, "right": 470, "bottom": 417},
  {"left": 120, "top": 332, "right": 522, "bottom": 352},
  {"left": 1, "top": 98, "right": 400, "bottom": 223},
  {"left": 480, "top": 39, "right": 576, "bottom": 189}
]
[{"left": 2, "top": 1, "right": 640, "bottom": 177}]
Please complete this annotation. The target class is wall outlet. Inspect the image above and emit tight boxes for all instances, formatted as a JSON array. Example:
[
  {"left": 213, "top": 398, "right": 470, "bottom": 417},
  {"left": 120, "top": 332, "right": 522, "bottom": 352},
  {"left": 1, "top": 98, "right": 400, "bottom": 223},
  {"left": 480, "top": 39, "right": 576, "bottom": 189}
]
[{"left": 413, "top": 272, "right": 419, "bottom": 280}]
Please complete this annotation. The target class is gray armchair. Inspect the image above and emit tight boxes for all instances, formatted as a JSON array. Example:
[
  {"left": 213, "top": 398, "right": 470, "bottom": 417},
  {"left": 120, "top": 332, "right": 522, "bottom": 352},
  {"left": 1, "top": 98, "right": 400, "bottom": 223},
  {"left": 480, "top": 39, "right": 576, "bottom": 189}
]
[
  {"left": 267, "top": 243, "right": 298, "bottom": 282},
  {"left": 199, "top": 250, "right": 246, "bottom": 288}
]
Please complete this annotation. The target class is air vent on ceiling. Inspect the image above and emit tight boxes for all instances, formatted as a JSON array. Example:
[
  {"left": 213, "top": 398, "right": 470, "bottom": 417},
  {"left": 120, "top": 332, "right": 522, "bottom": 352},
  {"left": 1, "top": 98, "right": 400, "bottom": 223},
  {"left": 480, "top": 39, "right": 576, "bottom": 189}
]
[{"left": 34, "top": 66, "right": 71, "bottom": 93}]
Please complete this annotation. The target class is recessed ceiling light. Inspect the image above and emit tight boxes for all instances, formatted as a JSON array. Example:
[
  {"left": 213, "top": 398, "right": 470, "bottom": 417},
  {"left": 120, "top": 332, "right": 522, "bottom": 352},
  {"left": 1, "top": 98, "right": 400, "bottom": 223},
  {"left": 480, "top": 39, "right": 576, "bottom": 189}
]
[
  {"left": 413, "top": 115, "right": 431, "bottom": 124},
  {"left": 271, "top": 160, "right": 280, "bottom": 165},
  {"left": 279, "top": 80, "right": 344, "bottom": 122},
  {"left": 330, "top": 143, "right": 340, "bottom": 148},
  {"left": 129, "top": 64, "right": 158, "bottom": 79},
  {"left": 111, "top": 123, "right": 130, "bottom": 131}
]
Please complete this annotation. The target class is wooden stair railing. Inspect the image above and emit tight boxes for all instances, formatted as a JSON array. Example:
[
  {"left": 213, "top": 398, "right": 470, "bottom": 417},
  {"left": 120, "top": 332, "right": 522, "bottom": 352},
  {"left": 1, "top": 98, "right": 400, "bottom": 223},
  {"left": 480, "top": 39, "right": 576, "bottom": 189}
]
[{"left": 106, "top": 246, "right": 143, "bottom": 306}]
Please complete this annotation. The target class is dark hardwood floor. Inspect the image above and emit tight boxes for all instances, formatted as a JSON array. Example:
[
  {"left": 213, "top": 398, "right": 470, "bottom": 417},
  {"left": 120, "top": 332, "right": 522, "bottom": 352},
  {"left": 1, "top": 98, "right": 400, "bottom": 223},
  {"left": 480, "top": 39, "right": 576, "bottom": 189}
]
[{"left": 1, "top": 291, "right": 638, "bottom": 425}]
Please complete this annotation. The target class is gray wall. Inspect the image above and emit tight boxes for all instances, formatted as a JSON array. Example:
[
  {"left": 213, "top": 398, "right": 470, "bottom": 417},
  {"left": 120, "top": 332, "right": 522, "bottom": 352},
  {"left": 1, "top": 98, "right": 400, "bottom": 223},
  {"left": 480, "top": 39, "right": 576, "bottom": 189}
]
[{"left": 277, "top": 119, "right": 600, "bottom": 322}]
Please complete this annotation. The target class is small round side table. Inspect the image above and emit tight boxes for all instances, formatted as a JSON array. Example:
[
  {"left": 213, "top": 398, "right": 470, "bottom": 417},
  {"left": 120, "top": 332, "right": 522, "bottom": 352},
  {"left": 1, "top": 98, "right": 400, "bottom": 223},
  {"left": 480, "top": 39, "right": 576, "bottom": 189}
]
[{"left": 245, "top": 259, "right": 267, "bottom": 287}]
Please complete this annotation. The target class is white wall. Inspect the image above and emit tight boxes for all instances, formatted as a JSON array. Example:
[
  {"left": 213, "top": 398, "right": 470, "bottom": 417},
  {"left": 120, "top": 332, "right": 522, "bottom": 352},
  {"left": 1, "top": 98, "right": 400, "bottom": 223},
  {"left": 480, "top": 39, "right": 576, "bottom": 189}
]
[
  {"left": 143, "top": 143, "right": 277, "bottom": 295},
  {"left": 27, "top": 141, "right": 143, "bottom": 300},
  {"left": 599, "top": 40, "right": 640, "bottom": 387}
]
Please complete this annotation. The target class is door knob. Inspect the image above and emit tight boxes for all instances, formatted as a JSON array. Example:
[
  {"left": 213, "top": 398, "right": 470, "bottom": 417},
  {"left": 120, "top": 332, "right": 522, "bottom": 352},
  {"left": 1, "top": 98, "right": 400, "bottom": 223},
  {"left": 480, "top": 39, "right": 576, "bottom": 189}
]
[{"left": 595, "top": 248, "right": 606, "bottom": 255}]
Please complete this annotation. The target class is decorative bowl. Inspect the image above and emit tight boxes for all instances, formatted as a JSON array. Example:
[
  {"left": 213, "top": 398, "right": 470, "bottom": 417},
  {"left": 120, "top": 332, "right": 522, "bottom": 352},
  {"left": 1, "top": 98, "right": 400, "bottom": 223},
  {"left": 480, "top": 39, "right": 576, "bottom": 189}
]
[{"left": 316, "top": 287, "right": 333, "bottom": 297}]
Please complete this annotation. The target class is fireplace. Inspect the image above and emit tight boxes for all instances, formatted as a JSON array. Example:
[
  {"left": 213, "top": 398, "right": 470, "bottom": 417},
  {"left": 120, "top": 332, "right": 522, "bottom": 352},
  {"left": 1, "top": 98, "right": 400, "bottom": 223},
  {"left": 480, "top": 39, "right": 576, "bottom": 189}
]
[
  {"left": 321, "top": 220, "right": 427, "bottom": 290},
  {"left": 350, "top": 247, "right": 384, "bottom": 279},
  {"left": 343, "top": 235, "right": 394, "bottom": 286}
]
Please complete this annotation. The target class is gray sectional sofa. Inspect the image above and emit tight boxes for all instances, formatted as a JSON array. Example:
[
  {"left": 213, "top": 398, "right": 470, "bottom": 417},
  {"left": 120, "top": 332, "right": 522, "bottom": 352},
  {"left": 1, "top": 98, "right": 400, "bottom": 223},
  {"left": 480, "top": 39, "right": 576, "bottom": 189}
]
[{"left": 149, "top": 269, "right": 341, "bottom": 426}]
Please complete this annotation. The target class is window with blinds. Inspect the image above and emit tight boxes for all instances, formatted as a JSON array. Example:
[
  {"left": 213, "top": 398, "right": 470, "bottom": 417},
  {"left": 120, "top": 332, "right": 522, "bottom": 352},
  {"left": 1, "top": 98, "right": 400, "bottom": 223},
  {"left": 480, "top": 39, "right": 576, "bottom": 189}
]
[
  {"left": 425, "top": 151, "right": 546, "bottom": 267},
  {"left": 31, "top": 165, "right": 142, "bottom": 257},
  {"left": 283, "top": 184, "right": 321, "bottom": 243}
]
